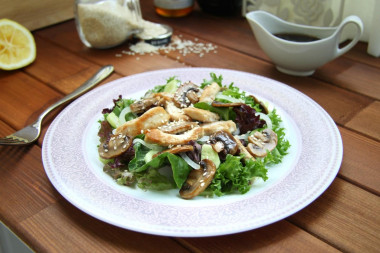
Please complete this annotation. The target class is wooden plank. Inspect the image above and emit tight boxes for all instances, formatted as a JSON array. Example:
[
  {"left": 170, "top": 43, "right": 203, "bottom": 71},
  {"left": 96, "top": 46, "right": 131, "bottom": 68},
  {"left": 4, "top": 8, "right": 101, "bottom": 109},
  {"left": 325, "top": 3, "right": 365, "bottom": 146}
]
[
  {"left": 0, "top": 0, "right": 75, "bottom": 31},
  {"left": 19, "top": 200, "right": 190, "bottom": 253},
  {"left": 35, "top": 21, "right": 187, "bottom": 77},
  {"left": 345, "top": 101, "right": 380, "bottom": 141},
  {"left": 139, "top": 2, "right": 269, "bottom": 61},
  {"left": 24, "top": 36, "right": 97, "bottom": 85},
  {"left": 317, "top": 58, "right": 380, "bottom": 100},
  {"left": 344, "top": 42, "right": 380, "bottom": 69},
  {"left": 36, "top": 70, "right": 122, "bottom": 146},
  {"left": 0, "top": 145, "right": 59, "bottom": 225},
  {"left": 288, "top": 178, "right": 380, "bottom": 253},
  {"left": 338, "top": 127, "right": 380, "bottom": 195},
  {"left": 0, "top": 71, "right": 61, "bottom": 130},
  {"left": 177, "top": 220, "right": 340, "bottom": 253},
  {"left": 0, "top": 120, "right": 14, "bottom": 137},
  {"left": 50, "top": 66, "right": 121, "bottom": 95}
]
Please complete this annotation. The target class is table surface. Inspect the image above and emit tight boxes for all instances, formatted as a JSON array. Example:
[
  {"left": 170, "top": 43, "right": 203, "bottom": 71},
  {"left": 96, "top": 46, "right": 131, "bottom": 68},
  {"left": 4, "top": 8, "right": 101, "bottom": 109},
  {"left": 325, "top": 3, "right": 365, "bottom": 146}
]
[{"left": 1, "top": 2, "right": 379, "bottom": 253}]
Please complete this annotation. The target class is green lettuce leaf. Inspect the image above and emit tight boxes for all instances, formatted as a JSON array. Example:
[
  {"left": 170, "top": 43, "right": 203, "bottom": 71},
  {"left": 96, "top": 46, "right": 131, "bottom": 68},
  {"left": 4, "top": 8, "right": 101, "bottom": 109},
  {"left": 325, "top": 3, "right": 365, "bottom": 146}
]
[
  {"left": 265, "top": 109, "right": 291, "bottom": 164},
  {"left": 210, "top": 154, "right": 268, "bottom": 196},
  {"left": 194, "top": 102, "right": 236, "bottom": 121},
  {"left": 135, "top": 168, "right": 173, "bottom": 190},
  {"left": 128, "top": 143, "right": 191, "bottom": 189},
  {"left": 200, "top": 73, "right": 224, "bottom": 88}
]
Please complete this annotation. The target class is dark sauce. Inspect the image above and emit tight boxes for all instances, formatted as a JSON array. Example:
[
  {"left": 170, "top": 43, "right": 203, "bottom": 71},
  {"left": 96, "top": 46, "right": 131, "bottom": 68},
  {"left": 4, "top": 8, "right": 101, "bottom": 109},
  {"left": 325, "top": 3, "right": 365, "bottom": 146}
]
[{"left": 274, "top": 33, "right": 320, "bottom": 42}]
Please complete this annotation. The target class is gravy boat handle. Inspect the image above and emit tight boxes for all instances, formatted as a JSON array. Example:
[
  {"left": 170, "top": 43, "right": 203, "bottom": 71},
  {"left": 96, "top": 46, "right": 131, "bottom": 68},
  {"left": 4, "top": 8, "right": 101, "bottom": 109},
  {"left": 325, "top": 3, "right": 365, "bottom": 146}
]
[{"left": 334, "top": 15, "right": 363, "bottom": 57}]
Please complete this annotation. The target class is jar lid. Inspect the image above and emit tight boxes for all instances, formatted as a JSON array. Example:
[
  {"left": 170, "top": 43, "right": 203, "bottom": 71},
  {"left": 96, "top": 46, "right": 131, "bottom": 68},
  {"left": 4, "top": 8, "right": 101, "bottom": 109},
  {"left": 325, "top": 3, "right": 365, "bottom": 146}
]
[{"left": 135, "top": 23, "right": 173, "bottom": 46}]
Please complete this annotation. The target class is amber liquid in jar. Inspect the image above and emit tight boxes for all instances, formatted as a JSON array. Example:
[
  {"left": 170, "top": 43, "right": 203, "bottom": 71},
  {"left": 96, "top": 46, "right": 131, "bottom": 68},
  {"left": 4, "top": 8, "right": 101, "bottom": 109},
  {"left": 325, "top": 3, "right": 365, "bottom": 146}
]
[{"left": 154, "top": 0, "right": 194, "bottom": 17}]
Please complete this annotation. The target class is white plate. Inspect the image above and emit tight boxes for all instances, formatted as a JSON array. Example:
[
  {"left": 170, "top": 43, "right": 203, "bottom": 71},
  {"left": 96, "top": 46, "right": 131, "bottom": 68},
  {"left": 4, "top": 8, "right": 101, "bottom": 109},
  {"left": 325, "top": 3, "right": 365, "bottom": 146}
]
[{"left": 42, "top": 68, "right": 342, "bottom": 237}]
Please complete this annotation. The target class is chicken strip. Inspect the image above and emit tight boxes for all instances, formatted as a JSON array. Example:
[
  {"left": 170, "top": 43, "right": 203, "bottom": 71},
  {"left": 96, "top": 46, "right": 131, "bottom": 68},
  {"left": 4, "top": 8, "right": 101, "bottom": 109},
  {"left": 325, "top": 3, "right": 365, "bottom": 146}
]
[
  {"left": 158, "top": 121, "right": 199, "bottom": 134},
  {"left": 183, "top": 107, "right": 220, "bottom": 122},
  {"left": 199, "top": 82, "right": 221, "bottom": 103},
  {"left": 145, "top": 121, "right": 237, "bottom": 146},
  {"left": 201, "top": 120, "right": 237, "bottom": 136},
  {"left": 145, "top": 127, "right": 203, "bottom": 146},
  {"left": 115, "top": 107, "right": 170, "bottom": 137},
  {"left": 165, "top": 102, "right": 191, "bottom": 122}
]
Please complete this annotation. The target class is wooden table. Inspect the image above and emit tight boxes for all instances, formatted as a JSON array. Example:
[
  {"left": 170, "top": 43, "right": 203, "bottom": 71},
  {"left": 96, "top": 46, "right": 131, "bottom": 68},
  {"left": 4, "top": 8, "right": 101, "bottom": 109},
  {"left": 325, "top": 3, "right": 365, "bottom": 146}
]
[{"left": 1, "top": 2, "right": 379, "bottom": 252}]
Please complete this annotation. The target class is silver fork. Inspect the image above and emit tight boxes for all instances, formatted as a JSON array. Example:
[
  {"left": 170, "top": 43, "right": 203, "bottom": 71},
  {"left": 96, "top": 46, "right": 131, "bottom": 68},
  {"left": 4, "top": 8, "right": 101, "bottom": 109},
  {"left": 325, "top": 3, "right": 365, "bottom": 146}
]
[{"left": 0, "top": 65, "right": 114, "bottom": 146}]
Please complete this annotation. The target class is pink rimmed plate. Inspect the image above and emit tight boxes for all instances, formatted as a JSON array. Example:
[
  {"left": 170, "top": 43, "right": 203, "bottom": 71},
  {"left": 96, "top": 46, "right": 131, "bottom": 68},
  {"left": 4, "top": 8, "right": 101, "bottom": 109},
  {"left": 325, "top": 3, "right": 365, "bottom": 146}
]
[{"left": 42, "top": 68, "right": 342, "bottom": 237}]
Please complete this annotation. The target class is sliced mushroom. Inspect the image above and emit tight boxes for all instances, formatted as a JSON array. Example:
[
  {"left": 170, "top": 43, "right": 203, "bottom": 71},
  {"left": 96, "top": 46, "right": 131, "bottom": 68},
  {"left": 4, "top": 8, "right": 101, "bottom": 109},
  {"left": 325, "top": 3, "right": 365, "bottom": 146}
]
[
  {"left": 152, "top": 92, "right": 174, "bottom": 103},
  {"left": 199, "top": 82, "right": 221, "bottom": 103},
  {"left": 183, "top": 107, "right": 220, "bottom": 123},
  {"left": 158, "top": 121, "right": 198, "bottom": 134},
  {"left": 180, "top": 159, "right": 216, "bottom": 199},
  {"left": 250, "top": 95, "right": 269, "bottom": 114},
  {"left": 98, "top": 133, "right": 132, "bottom": 159},
  {"left": 209, "top": 131, "right": 238, "bottom": 156},
  {"left": 173, "top": 82, "right": 200, "bottom": 108},
  {"left": 211, "top": 101, "right": 244, "bottom": 107},
  {"left": 246, "top": 129, "right": 278, "bottom": 157},
  {"left": 186, "top": 90, "right": 199, "bottom": 104},
  {"left": 130, "top": 97, "right": 160, "bottom": 114},
  {"left": 152, "top": 145, "right": 194, "bottom": 158},
  {"left": 212, "top": 141, "right": 225, "bottom": 153},
  {"left": 233, "top": 136, "right": 254, "bottom": 160}
]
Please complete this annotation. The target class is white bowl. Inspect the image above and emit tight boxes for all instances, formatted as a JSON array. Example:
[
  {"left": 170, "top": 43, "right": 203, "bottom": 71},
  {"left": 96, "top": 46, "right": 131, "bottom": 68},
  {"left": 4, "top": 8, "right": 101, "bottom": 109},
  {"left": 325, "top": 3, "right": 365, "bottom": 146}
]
[{"left": 246, "top": 11, "right": 363, "bottom": 76}]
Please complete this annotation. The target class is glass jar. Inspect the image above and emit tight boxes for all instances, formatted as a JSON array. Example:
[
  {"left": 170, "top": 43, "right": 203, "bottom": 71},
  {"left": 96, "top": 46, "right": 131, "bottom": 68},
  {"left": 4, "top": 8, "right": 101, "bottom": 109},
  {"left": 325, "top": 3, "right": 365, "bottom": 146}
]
[
  {"left": 154, "top": 0, "right": 194, "bottom": 18},
  {"left": 74, "top": 0, "right": 143, "bottom": 49}
]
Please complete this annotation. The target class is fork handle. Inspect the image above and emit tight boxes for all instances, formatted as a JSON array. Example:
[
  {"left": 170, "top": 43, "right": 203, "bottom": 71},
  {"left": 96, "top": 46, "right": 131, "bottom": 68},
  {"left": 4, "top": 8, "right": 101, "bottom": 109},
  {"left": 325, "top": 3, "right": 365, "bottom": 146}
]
[{"left": 38, "top": 65, "right": 114, "bottom": 120}]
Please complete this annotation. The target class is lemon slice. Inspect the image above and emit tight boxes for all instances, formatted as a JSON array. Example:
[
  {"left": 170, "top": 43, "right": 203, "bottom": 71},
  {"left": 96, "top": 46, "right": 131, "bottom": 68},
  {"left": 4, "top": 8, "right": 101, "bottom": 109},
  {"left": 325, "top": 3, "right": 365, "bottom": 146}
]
[{"left": 0, "top": 19, "right": 36, "bottom": 70}]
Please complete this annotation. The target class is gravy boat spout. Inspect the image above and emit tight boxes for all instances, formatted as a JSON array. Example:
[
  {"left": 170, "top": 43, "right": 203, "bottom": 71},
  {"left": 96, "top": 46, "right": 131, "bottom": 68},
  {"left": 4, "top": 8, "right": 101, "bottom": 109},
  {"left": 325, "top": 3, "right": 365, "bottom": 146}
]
[{"left": 246, "top": 11, "right": 363, "bottom": 76}]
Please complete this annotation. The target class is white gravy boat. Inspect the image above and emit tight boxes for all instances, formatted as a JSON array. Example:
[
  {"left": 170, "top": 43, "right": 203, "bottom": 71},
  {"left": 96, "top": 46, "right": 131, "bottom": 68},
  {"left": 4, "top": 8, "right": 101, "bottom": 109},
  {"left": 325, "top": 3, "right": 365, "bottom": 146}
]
[{"left": 246, "top": 11, "right": 363, "bottom": 76}]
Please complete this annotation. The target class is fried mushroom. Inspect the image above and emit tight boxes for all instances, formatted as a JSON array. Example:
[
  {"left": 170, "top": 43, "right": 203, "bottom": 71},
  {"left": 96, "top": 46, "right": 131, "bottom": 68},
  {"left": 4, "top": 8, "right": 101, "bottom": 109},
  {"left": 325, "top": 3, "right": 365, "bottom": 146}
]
[
  {"left": 173, "top": 82, "right": 200, "bottom": 108},
  {"left": 98, "top": 133, "right": 132, "bottom": 159},
  {"left": 246, "top": 129, "right": 278, "bottom": 157},
  {"left": 209, "top": 131, "right": 238, "bottom": 157},
  {"left": 152, "top": 145, "right": 194, "bottom": 158},
  {"left": 211, "top": 101, "right": 244, "bottom": 107},
  {"left": 250, "top": 95, "right": 269, "bottom": 114},
  {"left": 179, "top": 159, "right": 216, "bottom": 199}
]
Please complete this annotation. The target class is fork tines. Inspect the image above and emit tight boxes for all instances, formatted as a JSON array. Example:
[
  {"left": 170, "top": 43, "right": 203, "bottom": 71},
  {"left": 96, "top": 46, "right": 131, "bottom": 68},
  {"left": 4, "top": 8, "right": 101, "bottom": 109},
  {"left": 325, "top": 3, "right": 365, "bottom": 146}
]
[{"left": 0, "top": 136, "right": 29, "bottom": 145}]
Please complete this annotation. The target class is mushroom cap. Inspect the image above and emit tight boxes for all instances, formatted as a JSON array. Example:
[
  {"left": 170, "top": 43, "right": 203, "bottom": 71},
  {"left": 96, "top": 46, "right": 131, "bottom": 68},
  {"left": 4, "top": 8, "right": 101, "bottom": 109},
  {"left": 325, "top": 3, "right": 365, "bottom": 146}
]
[
  {"left": 246, "top": 129, "right": 277, "bottom": 157},
  {"left": 179, "top": 159, "right": 216, "bottom": 199},
  {"left": 209, "top": 130, "right": 238, "bottom": 156},
  {"left": 173, "top": 82, "right": 200, "bottom": 108},
  {"left": 249, "top": 95, "right": 269, "bottom": 114},
  {"left": 211, "top": 101, "right": 244, "bottom": 107},
  {"left": 98, "top": 134, "right": 132, "bottom": 159},
  {"left": 130, "top": 97, "right": 160, "bottom": 114},
  {"left": 152, "top": 145, "right": 194, "bottom": 158}
]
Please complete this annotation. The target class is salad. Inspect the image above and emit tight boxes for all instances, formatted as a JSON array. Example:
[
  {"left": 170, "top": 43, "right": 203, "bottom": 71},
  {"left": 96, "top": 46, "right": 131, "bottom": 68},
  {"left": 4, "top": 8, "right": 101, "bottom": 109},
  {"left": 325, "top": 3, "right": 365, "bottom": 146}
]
[{"left": 97, "top": 73, "right": 290, "bottom": 199}]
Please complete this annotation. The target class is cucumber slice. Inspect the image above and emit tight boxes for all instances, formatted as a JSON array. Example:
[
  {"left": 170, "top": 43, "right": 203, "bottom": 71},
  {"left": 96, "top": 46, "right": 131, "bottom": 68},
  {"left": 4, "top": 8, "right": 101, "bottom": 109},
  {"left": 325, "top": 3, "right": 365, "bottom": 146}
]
[
  {"left": 99, "top": 157, "right": 114, "bottom": 164},
  {"left": 201, "top": 144, "right": 220, "bottom": 168},
  {"left": 163, "top": 79, "right": 179, "bottom": 93},
  {"left": 144, "top": 150, "right": 159, "bottom": 163},
  {"left": 106, "top": 112, "right": 120, "bottom": 128}
]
